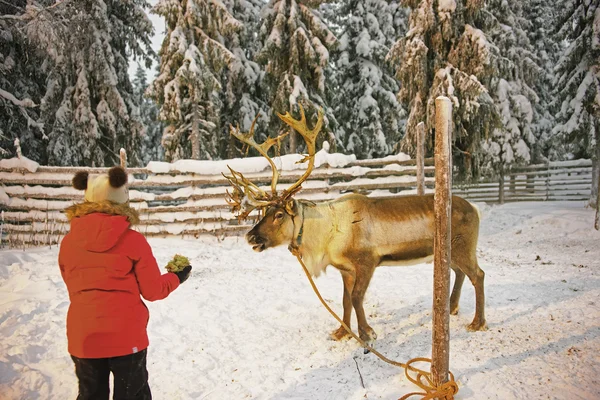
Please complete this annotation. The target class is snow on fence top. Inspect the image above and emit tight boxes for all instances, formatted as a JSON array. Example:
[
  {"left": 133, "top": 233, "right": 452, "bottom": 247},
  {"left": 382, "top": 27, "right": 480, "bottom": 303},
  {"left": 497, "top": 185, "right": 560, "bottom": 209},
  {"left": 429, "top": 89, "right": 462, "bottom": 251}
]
[
  {"left": 0, "top": 155, "right": 39, "bottom": 173},
  {"left": 146, "top": 144, "right": 375, "bottom": 174}
]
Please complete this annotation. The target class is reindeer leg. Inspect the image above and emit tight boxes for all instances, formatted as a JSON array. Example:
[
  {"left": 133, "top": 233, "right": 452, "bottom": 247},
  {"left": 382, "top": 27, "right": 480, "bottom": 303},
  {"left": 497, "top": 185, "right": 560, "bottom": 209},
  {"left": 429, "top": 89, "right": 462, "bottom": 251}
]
[
  {"left": 351, "top": 264, "right": 377, "bottom": 352},
  {"left": 466, "top": 262, "right": 487, "bottom": 331},
  {"left": 450, "top": 268, "right": 466, "bottom": 316},
  {"left": 330, "top": 270, "right": 355, "bottom": 341}
]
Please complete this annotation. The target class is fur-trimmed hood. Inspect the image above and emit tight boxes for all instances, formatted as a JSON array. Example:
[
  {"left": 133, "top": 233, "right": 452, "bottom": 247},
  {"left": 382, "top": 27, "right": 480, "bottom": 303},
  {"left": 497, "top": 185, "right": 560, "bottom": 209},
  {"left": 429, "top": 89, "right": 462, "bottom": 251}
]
[
  {"left": 65, "top": 201, "right": 140, "bottom": 225},
  {"left": 64, "top": 201, "right": 140, "bottom": 253}
]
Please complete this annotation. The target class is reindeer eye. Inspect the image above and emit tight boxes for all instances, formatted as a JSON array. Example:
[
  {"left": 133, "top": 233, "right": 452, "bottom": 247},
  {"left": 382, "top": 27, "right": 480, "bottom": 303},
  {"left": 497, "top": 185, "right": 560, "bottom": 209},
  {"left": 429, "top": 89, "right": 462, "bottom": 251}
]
[{"left": 274, "top": 211, "right": 284, "bottom": 220}]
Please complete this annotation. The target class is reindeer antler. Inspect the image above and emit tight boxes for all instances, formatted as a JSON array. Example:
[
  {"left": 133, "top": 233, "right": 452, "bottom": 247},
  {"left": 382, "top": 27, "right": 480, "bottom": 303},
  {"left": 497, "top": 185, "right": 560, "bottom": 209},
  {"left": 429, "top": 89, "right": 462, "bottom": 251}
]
[
  {"left": 277, "top": 105, "right": 324, "bottom": 200},
  {"left": 229, "top": 114, "right": 288, "bottom": 196},
  {"left": 224, "top": 105, "right": 324, "bottom": 219}
]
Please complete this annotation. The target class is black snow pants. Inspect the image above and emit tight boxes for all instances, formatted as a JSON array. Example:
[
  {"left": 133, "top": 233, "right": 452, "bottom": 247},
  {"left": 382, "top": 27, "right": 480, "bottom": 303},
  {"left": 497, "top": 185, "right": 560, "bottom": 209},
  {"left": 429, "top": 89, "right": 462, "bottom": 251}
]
[{"left": 71, "top": 349, "right": 151, "bottom": 400}]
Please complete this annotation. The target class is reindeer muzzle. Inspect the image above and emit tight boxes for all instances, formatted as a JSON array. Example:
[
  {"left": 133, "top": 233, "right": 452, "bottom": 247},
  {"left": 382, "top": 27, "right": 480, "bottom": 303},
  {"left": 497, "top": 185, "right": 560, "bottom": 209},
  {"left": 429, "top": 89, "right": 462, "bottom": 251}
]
[{"left": 246, "top": 232, "right": 266, "bottom": 252}]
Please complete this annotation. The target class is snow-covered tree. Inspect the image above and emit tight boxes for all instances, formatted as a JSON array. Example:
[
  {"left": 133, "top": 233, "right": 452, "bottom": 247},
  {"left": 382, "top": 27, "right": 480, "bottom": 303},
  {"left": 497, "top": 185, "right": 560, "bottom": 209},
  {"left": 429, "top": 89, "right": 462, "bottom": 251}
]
[
  {"left": 477, "top": 0, "right": 541, "bottom": 176},
  {"left": 133, "top": 65, "right": 164, "bottom": 164},
  {"left": 522, "top": 0, "right": 560, "bottom": 162},
  {"left": 257, "top": 0, "right": 338, "bottom": 153},
  {"left": 37, "top": 0, "right": 155, "bottom": 167},
  {"left": 552, "top": 0, "right": 600, "bottom": 205},
  {"left": 0, "top": 0, "right": 50, "bottom": 161},
  {"left": 333, "top": 0, "right": 407, "bottom": 159},
  {"left": 220, "top": 0, "right": 269, "bottom": 159},
  {"left": 387, "top": 0, "right": 499, "bottom": 178},
  {"left": 149, "top": 0, "right": 241, "bottom": 161}
]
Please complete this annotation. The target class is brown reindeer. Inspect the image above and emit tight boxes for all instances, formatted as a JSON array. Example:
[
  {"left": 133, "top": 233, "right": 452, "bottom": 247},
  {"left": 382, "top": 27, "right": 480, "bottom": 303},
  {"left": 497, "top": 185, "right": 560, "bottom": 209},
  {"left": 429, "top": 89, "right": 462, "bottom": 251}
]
[{"left": 225, "top": 106, "right": 487, "bottom": 347}]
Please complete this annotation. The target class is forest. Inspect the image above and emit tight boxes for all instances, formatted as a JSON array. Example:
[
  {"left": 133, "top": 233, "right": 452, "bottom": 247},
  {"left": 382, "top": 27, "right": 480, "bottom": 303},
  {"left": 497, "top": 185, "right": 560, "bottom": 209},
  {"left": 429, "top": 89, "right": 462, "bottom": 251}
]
[{"left": 0, "top": 0, "right": 598, "bottom": 187}]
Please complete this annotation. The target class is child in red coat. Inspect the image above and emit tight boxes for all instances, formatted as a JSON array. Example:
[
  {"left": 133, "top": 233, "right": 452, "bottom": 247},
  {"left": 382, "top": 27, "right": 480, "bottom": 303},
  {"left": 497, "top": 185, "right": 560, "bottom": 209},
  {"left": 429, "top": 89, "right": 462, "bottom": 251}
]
[{"left": 59, "top": 166, "right": 191, "bottom": 400}]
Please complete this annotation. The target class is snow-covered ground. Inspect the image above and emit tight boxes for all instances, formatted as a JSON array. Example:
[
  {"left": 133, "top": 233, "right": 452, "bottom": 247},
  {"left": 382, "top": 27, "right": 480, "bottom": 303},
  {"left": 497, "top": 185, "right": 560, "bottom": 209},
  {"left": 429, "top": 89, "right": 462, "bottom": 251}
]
[{"left": 1, "top": 201, "right": 599, "bottom": 399}]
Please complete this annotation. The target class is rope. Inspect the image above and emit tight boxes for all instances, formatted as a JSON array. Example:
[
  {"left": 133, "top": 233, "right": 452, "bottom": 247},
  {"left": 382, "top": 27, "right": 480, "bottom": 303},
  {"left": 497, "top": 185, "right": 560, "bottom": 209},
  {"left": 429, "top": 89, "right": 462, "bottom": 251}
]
[{"left": 292, "top": 252, "right": 459, "bottom": 400}]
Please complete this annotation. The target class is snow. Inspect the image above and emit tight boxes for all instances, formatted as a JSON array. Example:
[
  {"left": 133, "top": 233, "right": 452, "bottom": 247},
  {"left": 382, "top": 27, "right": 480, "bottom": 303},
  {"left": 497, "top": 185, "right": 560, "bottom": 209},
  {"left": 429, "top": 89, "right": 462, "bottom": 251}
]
[
  {"left": 1, "top": 201, "right": 599, "bottom": 399},
  {"left": 0, "top": 156, "right": 40, "bottom": 173},
  {"left": 146, "top": 147, "right": 356, "bottom": 175},
  {"left": 0, "top": 187, "right": 9, "bottom": 205},
  {"left": 438, "top": 0, "right": 456, "bottom": 12}
]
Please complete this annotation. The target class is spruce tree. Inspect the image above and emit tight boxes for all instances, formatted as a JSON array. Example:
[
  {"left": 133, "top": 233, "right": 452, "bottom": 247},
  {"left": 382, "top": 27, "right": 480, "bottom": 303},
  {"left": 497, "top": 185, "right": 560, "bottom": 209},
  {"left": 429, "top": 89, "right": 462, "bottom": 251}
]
[
  {"left": 522, "top": 0, "right": 560, "bottom": 162},
  {"left": 0, "top": 0, "right": 49, "bottom": 161},
  {"left": 149, "top": 0, "right": 241, "bottom": 161},
  {"left": 257, "top": 0, "right": 338, "bottom": 153},
  {"left": 221, "top": 0, "right": 269, "bottom": 159},
  {"left": 40, "top": 0, "right": 154, "bottom": 167},
  {"left": 333, "top": 0, "right": 407, "bottom": 159},
  {"left": 133, "top": 65, "right": 164, "bottom": 164},
  {"left": 552, "top": 0, "right": 600, "bottom": 205},
  {"left": 387, "top": 0, "right": 499, "bottom": 178},
  {"left": 477, "top": 0, "right": 541, "bottom": 176}
]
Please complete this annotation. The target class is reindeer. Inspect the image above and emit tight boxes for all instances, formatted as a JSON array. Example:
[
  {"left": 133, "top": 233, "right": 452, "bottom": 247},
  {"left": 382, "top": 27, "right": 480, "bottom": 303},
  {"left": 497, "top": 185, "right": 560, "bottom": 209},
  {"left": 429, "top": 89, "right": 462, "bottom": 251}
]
[{"left": 225, "top": 106, "right": 487, "bottom": 347}]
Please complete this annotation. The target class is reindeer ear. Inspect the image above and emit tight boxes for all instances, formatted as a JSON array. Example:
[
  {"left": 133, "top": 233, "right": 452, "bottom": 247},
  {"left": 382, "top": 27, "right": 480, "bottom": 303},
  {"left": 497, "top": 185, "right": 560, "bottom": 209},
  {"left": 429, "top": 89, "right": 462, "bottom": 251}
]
[
  {"left": 72, "top": 171, "right": 89, "bottom": 190},
  {"left": 108, "top": 166, "right": 127, "bottom": 188},
  {"left": 284, "top": 199, "right": 297, "bottom": 216}
]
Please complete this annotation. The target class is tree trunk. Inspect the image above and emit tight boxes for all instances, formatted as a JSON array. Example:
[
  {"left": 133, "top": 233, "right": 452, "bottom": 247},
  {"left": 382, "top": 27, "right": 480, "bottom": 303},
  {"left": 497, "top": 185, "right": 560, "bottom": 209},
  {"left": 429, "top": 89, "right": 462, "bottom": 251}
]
[{"left": 289, "top": 128, "right": 297, "bottom": 154}]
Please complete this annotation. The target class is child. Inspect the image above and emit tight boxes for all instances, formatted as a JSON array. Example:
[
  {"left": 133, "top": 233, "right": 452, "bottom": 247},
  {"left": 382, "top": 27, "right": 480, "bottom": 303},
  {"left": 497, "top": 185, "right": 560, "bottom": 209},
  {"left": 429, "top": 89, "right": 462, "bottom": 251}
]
[{"left": 59, "top": 166, "right": 191, "bottom": 400}]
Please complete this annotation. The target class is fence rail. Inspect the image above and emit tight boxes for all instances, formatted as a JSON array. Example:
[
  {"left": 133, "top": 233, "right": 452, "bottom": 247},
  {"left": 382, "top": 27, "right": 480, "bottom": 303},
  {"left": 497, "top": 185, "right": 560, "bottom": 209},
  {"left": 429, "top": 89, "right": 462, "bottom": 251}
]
[{"left": 0, "top": 155, "right": 593, "bottom": 248}]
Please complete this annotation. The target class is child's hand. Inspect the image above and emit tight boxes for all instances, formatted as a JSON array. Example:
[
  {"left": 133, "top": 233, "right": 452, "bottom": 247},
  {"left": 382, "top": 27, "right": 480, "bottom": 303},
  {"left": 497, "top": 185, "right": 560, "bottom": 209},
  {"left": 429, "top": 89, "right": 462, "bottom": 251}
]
[{"left": 174, "top": 265, "right": 192, "bottom": 284}]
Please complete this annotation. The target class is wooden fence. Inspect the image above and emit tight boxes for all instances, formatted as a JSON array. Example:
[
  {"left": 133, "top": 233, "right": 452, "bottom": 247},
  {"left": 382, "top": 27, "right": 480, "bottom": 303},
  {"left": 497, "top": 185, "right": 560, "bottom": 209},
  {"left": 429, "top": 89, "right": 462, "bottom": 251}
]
[
  {"left": 454, "top": 159, "right": 593, "bottom": 203},
  {"left": 0, "top": 155, "right": 592, "bottom": 248},
  {"left": 0, "top": 152, "right": 436, "bottom": 247}
]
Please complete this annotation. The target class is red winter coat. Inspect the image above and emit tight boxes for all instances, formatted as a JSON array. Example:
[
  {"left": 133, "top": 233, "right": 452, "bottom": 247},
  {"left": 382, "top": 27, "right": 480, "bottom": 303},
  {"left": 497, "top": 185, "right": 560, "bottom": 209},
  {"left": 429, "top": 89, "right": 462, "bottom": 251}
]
[{"left": 59, "top": 203, "right": 180, "bottom": 358}]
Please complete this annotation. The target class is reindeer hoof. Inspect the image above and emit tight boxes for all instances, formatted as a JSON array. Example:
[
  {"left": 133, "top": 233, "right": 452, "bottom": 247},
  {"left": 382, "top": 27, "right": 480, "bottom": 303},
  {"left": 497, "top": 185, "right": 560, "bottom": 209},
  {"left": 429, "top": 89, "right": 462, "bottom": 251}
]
[
  {"left": 330, "top": 326, "right": 352, "bottom": 341},
  {"left": 359, "top": 327, "right": 377, "bottom": 354},
  {"left": 362, "top": 335, "right": 377, "bottom": 354},
  {"left": 450, "top": 306, "right": 459, "bottom": 316},
  {"left": 467, "top": 320, "right": 488, "bottom": 332}
]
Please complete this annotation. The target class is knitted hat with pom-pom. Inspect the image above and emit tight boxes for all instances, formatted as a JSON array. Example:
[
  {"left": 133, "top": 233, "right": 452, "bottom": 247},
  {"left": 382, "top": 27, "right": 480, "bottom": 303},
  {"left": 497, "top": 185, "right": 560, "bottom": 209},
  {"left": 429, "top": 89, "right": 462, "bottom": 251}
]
[{"left": 72, "top": 166, "right": 129, "bottom": 204}]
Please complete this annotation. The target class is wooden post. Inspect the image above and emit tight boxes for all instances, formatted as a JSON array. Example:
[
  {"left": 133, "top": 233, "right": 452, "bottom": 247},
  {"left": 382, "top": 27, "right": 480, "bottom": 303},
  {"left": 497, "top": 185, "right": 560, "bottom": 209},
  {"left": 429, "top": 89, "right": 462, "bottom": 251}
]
[
  {"left": 14, "top": 137, "right": 22, "bottom": 159},
  {"left": 432, "top": 96, "right": 452, "bottom": 388},
  {"left": 594, "top": 164, "right": 600, "bottom": 230},
  {"left": 416, "top": 121, "right": 426, "bottom": 196},
  {"left": 509, "top": 175, "right": 515, "bottom": 196},
  {"left": 119, "top": 148, "right": 129, "bottom": 201},
  {"left": 498, "top": 173, "right": 505, "bottom": 204},
  {"left": 119, "top": 148, "right": 127, "bottom": 169}
]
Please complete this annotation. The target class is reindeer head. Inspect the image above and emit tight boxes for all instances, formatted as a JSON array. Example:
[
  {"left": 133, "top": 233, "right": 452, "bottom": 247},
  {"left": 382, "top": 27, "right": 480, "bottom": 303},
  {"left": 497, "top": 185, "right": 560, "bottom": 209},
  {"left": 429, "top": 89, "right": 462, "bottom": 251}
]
[{"left": 224, "top": 105, "right": 323, "bottom": 252}]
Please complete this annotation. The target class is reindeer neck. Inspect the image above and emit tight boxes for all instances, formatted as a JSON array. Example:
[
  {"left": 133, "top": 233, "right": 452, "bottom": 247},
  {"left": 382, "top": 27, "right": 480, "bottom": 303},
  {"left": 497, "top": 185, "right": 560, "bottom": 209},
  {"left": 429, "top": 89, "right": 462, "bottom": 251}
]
[{"left": 289, "top": 201, "right": 334, "bottom": 263}]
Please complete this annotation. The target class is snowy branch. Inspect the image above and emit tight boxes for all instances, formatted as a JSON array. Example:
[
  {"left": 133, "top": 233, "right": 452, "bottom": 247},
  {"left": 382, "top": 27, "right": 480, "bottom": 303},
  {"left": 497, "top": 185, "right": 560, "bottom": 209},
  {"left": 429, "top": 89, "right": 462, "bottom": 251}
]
[{"left": 0, "top": 88, "right": 37, "bottom": 108}]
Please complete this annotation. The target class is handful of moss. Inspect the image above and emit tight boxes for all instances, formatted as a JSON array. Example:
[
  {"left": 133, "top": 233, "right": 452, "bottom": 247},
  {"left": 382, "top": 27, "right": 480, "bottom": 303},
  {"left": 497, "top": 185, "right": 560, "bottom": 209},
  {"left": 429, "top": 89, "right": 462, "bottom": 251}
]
[{"left": 165, "top": 254, "right": 191, "bottom": 273}]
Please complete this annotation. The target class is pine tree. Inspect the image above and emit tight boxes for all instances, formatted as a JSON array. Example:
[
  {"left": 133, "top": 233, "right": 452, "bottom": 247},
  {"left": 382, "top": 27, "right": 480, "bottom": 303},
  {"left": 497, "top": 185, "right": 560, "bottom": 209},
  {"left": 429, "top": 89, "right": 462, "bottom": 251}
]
[
  {"left": 387, "top": 0, "right": 499, "bottom": 178},
  {"left": 552, "top": 0, "right": 600, "bottom": 205},
  {"left": 333, "top": 0, "right": 408, "bottom": 159},
  {"left": 133, "top": 65, "right": 164, "bottom": 164},
  {"left": 477, "top": 0, "right": 541, "bottom": 176},
  {"left": 220, "top": 0, "right": 270, "bottom": 159},
  {"left": 149, "top": 0, "right": 242, "bottom": 162},
  {"left": 0, "top": 0, "right": 48, "bottom": 161},
  {"left": 257, "top": 0, "right": 338, "bottom": 153},
  {"left": 38, "top": 0, "right": 155, "bottom": 167}
]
